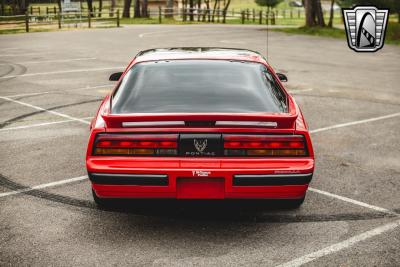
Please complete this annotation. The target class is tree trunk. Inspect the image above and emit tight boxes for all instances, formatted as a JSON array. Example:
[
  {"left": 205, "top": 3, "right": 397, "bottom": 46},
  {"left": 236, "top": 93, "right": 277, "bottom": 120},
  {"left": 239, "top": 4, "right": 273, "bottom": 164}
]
[
  {"left": 304, "top": 0, "right": 324, "bottom": 27},
  {"left": 19, "top": 0, "right": 28, "bottom": 14},
  {"left": 182, "top": 0, "right": 186, "bottom": 21},
  {"left": 202, "top": 0, "right": 209, "bottom": 21},
  {"left": 222, "top": 0, "right": 230, "bottom": 23},
  {"left": 98, "top": 0, "right": 102, "bottom": 17},
  {"left": 123, "top": 0, "right": 132, "bottom": 18},
  {"left": 327, "top": 0, "right": 334, "bottom": 27},
  {"left": 197, "top": 0, "right": 201, "bottom": 21},
  {"left": 211, "top": 0, "right": 218, "bottom": 22},
  {"left": 165, "top": 0, "right": 173, "bottom": 18},
  {"left": 0, "top": 0, "right": 4, "bottom": 15},
  {"left": 141, "top": 0, "right": 148, "bottom": 17},
  {"left": 315, "top": 0, "right": 325, "bottom": 26},
  {"left": 110, "top": 0, "right": 115, "bottom": 17},
  {"left": 304, "top": 0, "right": 314, "bottom": 27},
  {"left": 133, "top": 0, "right": 140, "bottom": 17},
  {"left": 189, "top": 0, "right": 194, "bottom": 21},
  {"left": 87, "top": 0, "right": 94, "bottom": 16}
]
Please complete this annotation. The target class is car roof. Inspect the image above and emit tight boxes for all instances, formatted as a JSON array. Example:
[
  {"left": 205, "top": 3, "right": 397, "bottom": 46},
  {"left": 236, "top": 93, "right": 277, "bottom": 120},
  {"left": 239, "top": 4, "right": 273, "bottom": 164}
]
[{"left": 134, "top": 47, "right": 268, "bottom": 65}]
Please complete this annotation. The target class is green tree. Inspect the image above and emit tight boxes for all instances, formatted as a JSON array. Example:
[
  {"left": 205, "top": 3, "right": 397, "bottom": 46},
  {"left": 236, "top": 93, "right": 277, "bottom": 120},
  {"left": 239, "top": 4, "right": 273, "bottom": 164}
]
[
  {"left": 255, "top": 0, "right": 283, "bottom": 11},
  {"left": 337, "top": 0, "right": 400, "bottom": 23}
]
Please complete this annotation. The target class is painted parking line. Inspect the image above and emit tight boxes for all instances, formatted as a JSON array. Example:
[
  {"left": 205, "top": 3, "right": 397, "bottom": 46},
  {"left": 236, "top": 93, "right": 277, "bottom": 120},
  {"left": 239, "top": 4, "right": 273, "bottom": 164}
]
[
  {"left": 0, "top": 175, "right": 88, "bottom": 198},
  {"left": 309, "top": 188, "right": 397, "bottom": 215},
  {"left": 308, "top": 111, "right": 400, "bottom": 214},
  {"left": 276, "top": 218, "right": 400, "bottom": 267},
  {"left": 0, "top": 57, "right": 97, "bottom": 66},
  {"left": 0, "top": 117, "right": 93, "bottom": 132},
  {"left": 288, "top": 88, "right": 313, "bottom": 93},
  {"left": 2, "top": 84, "right": 112, "bottom": 98},
  {"left": 0, "top": 96, "right": 90, "bottom": 125},
  {"left": 0, "top": 66, "right": 123, "bottom": 79},
  {"left": 310, "top": 112, "right": 400, "bottom": 134}
]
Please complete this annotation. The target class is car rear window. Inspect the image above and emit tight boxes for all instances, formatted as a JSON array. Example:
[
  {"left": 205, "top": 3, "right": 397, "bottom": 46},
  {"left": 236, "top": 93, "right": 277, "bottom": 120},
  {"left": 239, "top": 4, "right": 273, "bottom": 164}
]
[{"left": 111, "top": 60, "right": 287, "bottom": 114}]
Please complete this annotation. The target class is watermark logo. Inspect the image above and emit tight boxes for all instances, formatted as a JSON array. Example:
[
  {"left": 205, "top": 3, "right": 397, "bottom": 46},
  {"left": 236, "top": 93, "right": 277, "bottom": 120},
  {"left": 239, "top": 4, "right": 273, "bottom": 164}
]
[{"left": 342, "top": 6, "right": 389, "bottom": 52}]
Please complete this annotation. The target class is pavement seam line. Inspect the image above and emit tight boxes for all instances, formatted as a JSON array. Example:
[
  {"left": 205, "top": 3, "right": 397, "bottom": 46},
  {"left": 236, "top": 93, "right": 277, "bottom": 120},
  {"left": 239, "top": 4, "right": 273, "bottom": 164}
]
[
  {"left": 0, "top": 96, "right": 90, "bottom": 125},
  {"left": 0, "top": 57, "right": 97, "bottom": 65},
  {"left": 1, "top": 84, "right": 112, "bottom": 98},
  {"left": 0, "top": 175, "right": 88, "bottom": 198},
  {"left": 275, "top": 218, "right": 400, "bottom": 267},
  {"left": 0, "top": 66, "right": 123, "bottom": 79},
  {"left": 0, "top": 117, "right": 93, "bottom": 132}
]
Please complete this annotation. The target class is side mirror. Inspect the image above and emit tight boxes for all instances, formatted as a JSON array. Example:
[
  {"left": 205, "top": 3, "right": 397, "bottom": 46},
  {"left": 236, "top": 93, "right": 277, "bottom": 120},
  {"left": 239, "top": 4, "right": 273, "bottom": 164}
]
[
  {"left": 109, "top": 72, "right": 123, "bottom": 81},
  {"left": 276, "top": 73, "right": 288, "bottom": 82}
]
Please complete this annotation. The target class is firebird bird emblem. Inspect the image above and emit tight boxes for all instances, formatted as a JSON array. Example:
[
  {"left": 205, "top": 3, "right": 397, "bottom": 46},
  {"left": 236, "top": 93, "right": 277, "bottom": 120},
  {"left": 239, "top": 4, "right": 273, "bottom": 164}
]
[{"left": 193, "top": 139, "right": 207, "bottom": 153}]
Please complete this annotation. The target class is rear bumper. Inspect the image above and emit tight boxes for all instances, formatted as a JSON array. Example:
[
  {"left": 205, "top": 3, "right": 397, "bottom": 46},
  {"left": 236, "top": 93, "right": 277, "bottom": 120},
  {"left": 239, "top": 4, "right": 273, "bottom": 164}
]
[
  {"left": 89, "top": 170, "right": 312, "bottom": 199},
  {"left": 88, "top": 157, "right": 314, "bottom": 199}
]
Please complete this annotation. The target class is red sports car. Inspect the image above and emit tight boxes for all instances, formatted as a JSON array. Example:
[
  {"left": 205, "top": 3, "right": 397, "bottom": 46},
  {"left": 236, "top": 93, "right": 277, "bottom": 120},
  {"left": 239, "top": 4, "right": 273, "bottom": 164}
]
[{"left": 86, "top": 48, "right": 314, "bottom": 207}]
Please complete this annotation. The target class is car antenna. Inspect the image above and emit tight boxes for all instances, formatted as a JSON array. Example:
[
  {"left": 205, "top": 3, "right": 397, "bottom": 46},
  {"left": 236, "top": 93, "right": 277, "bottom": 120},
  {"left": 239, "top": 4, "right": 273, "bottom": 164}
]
[{"left": 266, "top": 12, "right": 269, "bottom": 62}]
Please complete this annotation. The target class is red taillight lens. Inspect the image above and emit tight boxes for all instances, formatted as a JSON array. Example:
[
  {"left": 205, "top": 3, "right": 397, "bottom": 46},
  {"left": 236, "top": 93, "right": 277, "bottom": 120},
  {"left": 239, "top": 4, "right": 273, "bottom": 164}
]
[
  {"left": 93, "top": 134, "right": 178, "bottom": 156},
  {"left": 223, "top": 135, "right": 308, "bottom": 157}
]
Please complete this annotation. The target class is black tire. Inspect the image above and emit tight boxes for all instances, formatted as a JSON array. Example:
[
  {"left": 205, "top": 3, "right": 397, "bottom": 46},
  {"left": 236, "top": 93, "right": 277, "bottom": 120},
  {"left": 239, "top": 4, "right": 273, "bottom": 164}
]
[
  {"left": 92, "top": 189, "right": 114, "bottom": 208},
  {"left": 284, "top": 196, "right": 305, "bottom": 209}
]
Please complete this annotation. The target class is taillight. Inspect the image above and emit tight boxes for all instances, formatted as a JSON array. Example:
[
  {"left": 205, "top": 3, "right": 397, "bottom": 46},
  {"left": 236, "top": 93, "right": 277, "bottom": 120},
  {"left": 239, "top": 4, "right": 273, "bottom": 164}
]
[
  {"left": 223, "top": 135, "right": 308, "bottom": 157},
  {"left": 93, "top": 134, "right": 178, "bottom": 156}
]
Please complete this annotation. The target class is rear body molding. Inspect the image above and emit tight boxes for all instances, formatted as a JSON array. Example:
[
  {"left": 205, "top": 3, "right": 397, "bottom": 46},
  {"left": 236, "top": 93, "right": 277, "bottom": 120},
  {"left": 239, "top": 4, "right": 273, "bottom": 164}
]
[
  {"left": 233, "top": 173, "right": 313, "bottom": 186},
  {"left": 89, "top": 173, "right": 168, "bottom": 186}
]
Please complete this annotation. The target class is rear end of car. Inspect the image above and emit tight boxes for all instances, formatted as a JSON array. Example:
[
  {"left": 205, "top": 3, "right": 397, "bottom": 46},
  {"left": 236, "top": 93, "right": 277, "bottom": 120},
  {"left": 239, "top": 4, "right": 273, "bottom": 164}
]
[{"left": 86, "top": 53, "right": 314, "bottom": 203}]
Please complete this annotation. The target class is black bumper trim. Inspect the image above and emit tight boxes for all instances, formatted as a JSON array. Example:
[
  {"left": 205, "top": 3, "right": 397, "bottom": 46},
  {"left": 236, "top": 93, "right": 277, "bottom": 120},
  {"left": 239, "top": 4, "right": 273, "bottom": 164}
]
[
  {"left": 233, "top": 173, "right": 313, "bottom": 186},
  {"left": 89, "top": 173, "right": 168, "bottom": 186}
]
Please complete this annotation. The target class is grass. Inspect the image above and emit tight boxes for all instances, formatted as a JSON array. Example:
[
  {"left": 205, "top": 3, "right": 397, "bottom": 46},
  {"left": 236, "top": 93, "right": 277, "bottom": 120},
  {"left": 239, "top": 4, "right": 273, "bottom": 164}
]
[{"left": 271, "top": 22, "right": 400, "bottom": 45}]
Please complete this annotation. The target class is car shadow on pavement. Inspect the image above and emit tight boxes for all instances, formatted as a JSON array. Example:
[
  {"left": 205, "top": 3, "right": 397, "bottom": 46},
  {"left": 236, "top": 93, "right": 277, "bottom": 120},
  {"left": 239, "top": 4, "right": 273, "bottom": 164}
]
[{"left": 98, "top": 199, "right": 301, "bottom": 222}]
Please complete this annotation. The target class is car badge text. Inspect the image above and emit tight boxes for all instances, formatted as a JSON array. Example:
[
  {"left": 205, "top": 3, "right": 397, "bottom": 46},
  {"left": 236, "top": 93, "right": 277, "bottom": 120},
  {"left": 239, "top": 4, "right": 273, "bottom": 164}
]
[
  {"left": 342, "top": 6, "right": 389, "bottom": 52},
  {"left": 192, "top": 170, "right": 211, "bottom": 177}
]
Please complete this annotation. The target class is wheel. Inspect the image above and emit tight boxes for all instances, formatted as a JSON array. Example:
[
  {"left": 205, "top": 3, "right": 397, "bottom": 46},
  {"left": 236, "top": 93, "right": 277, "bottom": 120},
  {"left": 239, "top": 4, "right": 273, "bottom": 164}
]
[
  {"left": 92, "top": 189, "right": 114, "bottom": 208},
  {"left": 284, "top": 196, "right": 305, "bottom": 209}
]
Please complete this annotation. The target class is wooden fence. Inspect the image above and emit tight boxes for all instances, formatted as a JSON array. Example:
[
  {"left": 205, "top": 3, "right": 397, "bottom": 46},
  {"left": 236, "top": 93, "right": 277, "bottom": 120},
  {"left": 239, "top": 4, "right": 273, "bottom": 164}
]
[{"left": 0, "top": 10, "right": 120, "bottom": 33}]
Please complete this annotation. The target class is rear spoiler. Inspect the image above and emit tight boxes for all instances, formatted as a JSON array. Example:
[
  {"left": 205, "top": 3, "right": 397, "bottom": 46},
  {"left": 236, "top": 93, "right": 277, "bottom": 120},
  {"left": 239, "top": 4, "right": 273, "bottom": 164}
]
[{"left": 101, "top": 96, "right": 299, "bottom": 129}]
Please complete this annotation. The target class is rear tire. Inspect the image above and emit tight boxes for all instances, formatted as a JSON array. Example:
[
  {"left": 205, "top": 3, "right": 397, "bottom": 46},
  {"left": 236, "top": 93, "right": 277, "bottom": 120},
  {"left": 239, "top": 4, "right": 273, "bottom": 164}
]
[
  {"left": 92, "top": 189, "right": 113, "bottom": 208},
  {"left": 284, "top": 196, "right": 305, "bottom": 209}
]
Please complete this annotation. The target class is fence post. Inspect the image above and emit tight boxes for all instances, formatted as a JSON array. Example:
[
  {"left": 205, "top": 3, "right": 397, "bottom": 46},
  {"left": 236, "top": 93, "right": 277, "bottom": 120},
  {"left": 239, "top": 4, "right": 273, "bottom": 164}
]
[
  {"left": 30, "top": 6, "right": 32, "bottom": 15},
  {"left": 116, "top": 9, "right": 120, "bottom": 27},
  {"left": 298, "top": 10, "right": 300, "bottom": 18},
  {"left": 54, "top": 6, "right": 56, "bottom": 14},
  {"left": 158, "top": 6, "right": 162, "bottom": 24},
  {"left": 271, "top": 11, "right": 275, "bottom": 25},
  {"left": 25, "top": 11, "right": 29, "bottom": 32},
  {"left": 88, "top": 10, "right": 91, "bottom": 28},
  {"left": 252, "top": 9, "right": 255, "bottom": 22},
  {"left": 290, "top": 10, "right": 293, "bottom": 19},
  {"left": 241, "top": 11, "right": 244, "bottom": 24},
  {"left": 259, "top": 10, "right": 262, "bottom": 24},
  {"left": 58, "top": 10, "right": 61, "bottom": 29}
]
